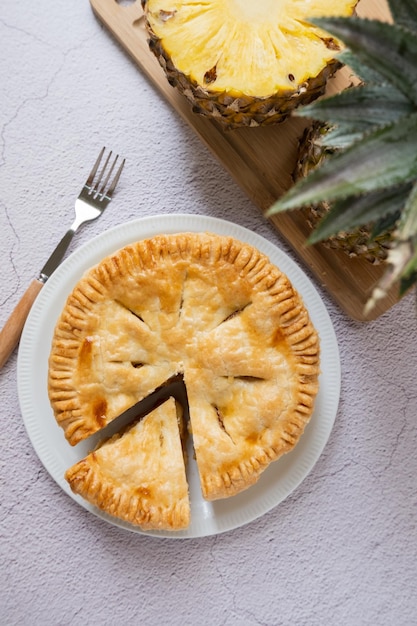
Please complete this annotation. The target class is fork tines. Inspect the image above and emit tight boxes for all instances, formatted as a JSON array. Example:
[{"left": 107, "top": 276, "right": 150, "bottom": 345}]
[{"left": 86, "top": 147, "right": 125, "bottom": 200}]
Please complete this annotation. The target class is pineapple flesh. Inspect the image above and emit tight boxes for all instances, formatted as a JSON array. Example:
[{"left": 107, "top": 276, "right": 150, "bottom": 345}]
[{"left": 142, "top": 0, "right": 358, "bottom": 129}]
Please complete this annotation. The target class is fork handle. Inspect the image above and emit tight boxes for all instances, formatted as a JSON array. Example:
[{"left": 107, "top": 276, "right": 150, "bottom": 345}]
[{"left": 0, "top": 279, "right": 44, "bottom": 369}]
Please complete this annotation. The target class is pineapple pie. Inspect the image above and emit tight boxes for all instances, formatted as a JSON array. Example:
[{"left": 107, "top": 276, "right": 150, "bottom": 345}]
[
  {"left": 142, "top": 0, "right": 357, "bottom": 128},
  {"left": 49, "top": 233, "right": 320, "bottom": 530}
]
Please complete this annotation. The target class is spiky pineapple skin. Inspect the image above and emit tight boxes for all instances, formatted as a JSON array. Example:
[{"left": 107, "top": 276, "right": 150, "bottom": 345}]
[
  {"left": 295, "top": 124, "right": 392, "bottom": 263},
  {"left": 303, "top": 202, "right": 391, "bottom": 263}
]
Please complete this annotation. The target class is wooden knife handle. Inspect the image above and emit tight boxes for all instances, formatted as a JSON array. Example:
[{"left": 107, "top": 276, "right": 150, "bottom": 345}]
[{"left": 0, "top": 279, "right": 44, "bottom": 369}]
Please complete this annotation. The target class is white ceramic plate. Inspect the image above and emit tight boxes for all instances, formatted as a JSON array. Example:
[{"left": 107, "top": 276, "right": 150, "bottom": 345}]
[{"left": 18, "top": 214, "right": 340, "bottom": 538}]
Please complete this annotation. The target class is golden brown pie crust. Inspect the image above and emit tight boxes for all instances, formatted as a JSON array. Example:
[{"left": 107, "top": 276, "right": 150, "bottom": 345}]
[
  {"left": 65, "top": 397, "right": 190, "bottom": 530},
  {"left": 49, "top": 232, "right": 320, "bottom": 516}
]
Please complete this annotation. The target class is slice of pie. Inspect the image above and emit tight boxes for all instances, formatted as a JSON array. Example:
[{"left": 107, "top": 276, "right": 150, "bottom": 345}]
[
  {"left": 49, "top": 232, "right": 320, "bottom": 524},
  {"left": 65, "top": 397, "right": 190, "bottom": 530}
]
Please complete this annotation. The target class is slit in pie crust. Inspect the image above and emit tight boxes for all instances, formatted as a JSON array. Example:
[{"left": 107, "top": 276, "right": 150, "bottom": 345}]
[{"left": 49, "top": 232, "right": 320, "bottom": 529}]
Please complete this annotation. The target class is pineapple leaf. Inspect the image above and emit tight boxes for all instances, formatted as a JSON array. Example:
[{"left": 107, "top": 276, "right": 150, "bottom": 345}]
[
  {"left": 320, "top": 127, "right": 368, "bottom": 150},
  {"left": 267, "top": 112, "right": 417, "bottom": 215},
  {"left": 311, "top": 17, "right": 417, "bottom": 105},
  {"left": 396, "top": 178, "right": 417, "bottom": 241},
  {"left": 306, "top": 185, "right": 409, "bottom": 245},
  {"left": 296, "top": 82, "right": 413, "bottom": 149},
  {"left": 400, "top": 257, "right": 417, "bottom": 296},
  {"left": 366, "top": 183, "right": 417, "bottom": 310},
  {"left": 338, "top": 50, "right": 386, "bottom": 84},
  {"left": 297, "top": 83, "right": 413, "bottom": 129},
  {"left": 387, "top": 0, "right": 417, "bottom": 33},
  {"left": 371, "top": 210, "right": 402, "bottom": 239},
  {"left": 365, "top": 240, "right": 416, "bottom": 314}
]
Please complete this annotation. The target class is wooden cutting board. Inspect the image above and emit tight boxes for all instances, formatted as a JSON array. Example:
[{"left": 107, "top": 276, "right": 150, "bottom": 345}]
[{"left": 90, "top": 0, "right": 396, "bottom": 321}]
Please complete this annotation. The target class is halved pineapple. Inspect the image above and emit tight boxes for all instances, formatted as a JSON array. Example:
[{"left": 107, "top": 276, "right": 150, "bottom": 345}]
[{"left": 142, "top": 0, "right": 358, "bottom": 129}]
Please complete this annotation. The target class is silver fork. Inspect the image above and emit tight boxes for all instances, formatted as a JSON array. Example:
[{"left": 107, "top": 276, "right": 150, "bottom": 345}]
[{"left": 0, "top": 147, "right": 125, "bottom": 369}]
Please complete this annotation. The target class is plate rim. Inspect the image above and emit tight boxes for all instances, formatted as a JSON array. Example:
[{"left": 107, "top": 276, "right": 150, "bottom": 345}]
[{"left": 17, "top": 213, "right": 340, "bottom": 538}]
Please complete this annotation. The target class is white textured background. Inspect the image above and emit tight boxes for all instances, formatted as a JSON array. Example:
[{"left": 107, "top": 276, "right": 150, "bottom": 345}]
[{"left": 1, "top": 1, "right": 417, "bottom": 624}]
